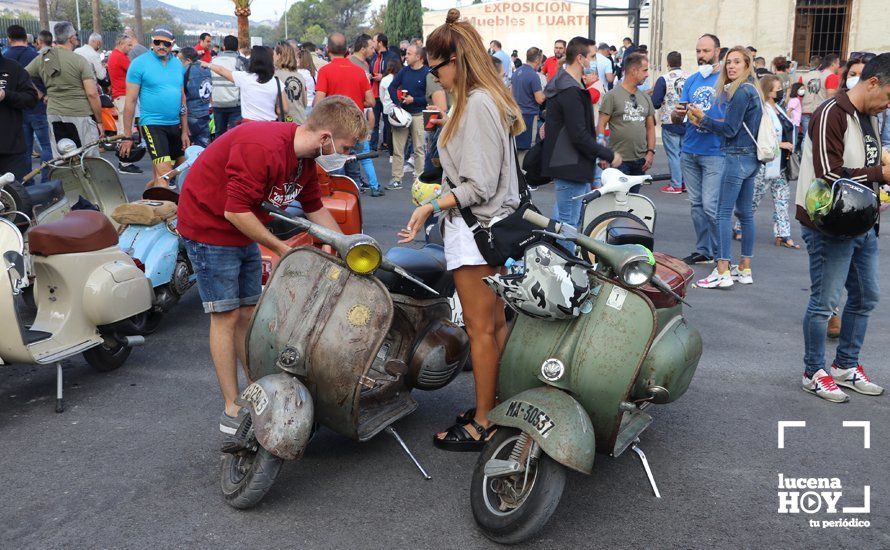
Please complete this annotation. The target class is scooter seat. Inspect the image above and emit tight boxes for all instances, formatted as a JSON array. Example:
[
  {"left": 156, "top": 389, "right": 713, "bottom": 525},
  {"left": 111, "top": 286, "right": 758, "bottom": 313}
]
[
  {"left": 26, "top": 179, "right": 64, "bottom": 207},
  {"left": 605, "top": 216, "right": 654, "bottom": 251},
  {"left": 378, "top": 244, "right": 450, "bottom": 299},
  {"left": 28, "top": 210, "right": 118, "bottom": 256}
]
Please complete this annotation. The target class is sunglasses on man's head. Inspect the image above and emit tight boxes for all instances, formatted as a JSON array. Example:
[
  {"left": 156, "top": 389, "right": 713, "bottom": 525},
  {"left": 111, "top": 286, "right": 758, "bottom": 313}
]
[{"left": 153, "top": 39, "right": 172, "bottom": 48}]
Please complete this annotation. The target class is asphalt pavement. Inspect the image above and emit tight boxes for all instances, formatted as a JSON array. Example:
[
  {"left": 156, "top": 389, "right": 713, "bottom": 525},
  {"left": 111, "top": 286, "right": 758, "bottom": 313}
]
[{"left": 1, "top": 148, "right": 887, "bottom": 549}]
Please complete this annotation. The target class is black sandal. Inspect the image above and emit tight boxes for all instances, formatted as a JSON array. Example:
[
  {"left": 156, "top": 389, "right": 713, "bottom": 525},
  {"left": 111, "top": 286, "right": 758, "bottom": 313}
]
[
  {"left": 455, "top": 407, "right": 476, "bottom": 425},
  {"left": 433, "top": 419, "right": 495, "bottom": 452}
]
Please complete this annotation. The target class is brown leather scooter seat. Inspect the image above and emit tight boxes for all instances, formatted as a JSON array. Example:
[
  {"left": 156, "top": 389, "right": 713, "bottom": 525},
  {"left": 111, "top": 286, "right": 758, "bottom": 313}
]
[{"left": 28, "top": 210, "right": 119, "bottom": 256}]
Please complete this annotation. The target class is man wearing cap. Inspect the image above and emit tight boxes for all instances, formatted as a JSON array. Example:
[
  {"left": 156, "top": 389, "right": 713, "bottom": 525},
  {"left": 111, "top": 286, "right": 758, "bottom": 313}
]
[{"left": 119, "top": 27, "right": 190, "bottom": 189}]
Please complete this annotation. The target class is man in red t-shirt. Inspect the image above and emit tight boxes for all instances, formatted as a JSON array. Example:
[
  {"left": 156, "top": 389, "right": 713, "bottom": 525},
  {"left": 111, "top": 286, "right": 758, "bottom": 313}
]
[
  {"left": 194, "top": 32, "right": 212, "bottom": 63},
  {"left": 314, "top": 32, "right": 374, "bottom": 109},
  {"left": 541, "top": 39, "right": 566, "bottom": 82},
  {"left": 107, "top": 33, "right": 142, "bottom": 173},
  {"left": 177, "top": 96, "right": 366, "bottom": 434}
]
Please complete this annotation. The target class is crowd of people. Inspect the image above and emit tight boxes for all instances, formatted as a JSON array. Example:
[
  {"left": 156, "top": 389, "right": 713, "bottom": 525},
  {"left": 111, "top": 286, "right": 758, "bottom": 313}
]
[{"left": 2, "top": 11, "right": 888, "bottom": 442}]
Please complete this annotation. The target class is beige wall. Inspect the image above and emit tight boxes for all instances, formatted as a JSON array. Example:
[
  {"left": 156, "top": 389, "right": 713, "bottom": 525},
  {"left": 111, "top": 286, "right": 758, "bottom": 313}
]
[
  {"left": 649, "top": 0, "right": 890, "bottom": 75},
  {"left": 423, "top": 1, "right": 650, "bottom": 58}
]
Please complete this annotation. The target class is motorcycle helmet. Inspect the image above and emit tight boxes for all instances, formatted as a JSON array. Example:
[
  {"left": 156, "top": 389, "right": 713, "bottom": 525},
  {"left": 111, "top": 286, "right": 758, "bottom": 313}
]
[
  {"left": 117, "top": 141, "right": 147, "bottom": 164},
  {"left": 411, "top": 176, "right": 442, "bottom": 207},
  {"left": 805, "top": 178, "right": 878, "bottom": 237},
  {"left": 387, "top": 106, "right": 412, "bottom": 128},
  {"left": 484, "top": 242, "right": 591, "bottom": 320}
]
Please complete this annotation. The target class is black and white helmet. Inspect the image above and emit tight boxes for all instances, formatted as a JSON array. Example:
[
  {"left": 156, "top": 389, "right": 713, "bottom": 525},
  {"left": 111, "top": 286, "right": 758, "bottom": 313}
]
[{"left": 484, "top": 242, "right": 591, "bottom": 320}]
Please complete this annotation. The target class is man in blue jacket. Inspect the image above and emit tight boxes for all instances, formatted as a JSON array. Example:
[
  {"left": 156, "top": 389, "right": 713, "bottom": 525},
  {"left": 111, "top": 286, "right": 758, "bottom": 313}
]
[
  {"left": 369, "top": 33, "right": 399, "bottom": 151},
  {"left": 387, "top": 44, "right": 428, "bottom": 190}
]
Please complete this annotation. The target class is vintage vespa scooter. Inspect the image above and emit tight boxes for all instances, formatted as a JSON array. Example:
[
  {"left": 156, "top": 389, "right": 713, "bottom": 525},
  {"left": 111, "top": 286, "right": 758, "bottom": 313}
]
[
  {"left": 220, "top": 203, "right": 468, "bottom": 509},
  {"left": 0, "top": 203, "right": 153, "bottom": 412},
  {"left": 468, "top": 210, "right": 701, "bottom": 544},
  {"left": 577, "top": 169, "right": 671, "bottom": 242}
]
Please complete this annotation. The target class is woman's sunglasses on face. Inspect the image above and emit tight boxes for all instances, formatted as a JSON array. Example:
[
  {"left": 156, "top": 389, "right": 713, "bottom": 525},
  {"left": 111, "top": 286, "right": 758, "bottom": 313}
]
[{"left": 430, "top": 58, "right": 453, "bottom": 78}]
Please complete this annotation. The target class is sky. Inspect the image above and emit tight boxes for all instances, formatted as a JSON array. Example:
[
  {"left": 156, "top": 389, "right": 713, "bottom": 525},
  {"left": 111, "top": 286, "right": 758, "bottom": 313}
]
[{"left": 164, "top": 0, "right": 459, "bottom": 22}]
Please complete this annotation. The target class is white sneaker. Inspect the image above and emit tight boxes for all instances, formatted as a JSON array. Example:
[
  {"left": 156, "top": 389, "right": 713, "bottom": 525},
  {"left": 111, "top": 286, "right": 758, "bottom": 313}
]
[
  {"left": 730, "top": 265, "right": 753, "bottom": 284},
  {"left": 832, "top": 364, "right": 884, "bottom": 396},
  {"left": 696, "top": 268, "right": 733, "bottom": 289},
  {"left": 802, "top": 369, "right": 850, "bottom": 403}
]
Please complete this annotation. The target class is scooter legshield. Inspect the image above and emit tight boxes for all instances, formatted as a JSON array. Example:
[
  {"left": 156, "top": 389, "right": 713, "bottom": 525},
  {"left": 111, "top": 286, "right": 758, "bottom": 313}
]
[
  {"left": 236, "top": 373, "right": 314, "bottom": 460},
  {"left": 488, "top": 387, "right": 596, "bottom": 475}
]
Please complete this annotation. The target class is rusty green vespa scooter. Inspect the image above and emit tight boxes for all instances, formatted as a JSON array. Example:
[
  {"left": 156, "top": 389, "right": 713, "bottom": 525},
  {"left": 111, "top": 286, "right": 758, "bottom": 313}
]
[{"left": 469, "top": 210, "right": 702, "bottom": 544}]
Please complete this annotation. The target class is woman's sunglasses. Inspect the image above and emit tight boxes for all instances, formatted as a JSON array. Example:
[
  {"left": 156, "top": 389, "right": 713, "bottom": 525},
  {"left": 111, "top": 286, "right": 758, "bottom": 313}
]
[
  {"left": 430, "top": 58, "right": 453, "bottom": 78},
  {"left": 153, "top": 39, "right": 173, "bottom": 48}
]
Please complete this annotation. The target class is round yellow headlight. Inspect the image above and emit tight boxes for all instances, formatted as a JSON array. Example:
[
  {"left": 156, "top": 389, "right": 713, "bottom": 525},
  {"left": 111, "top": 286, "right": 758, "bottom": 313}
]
[{"left": 345, "top": 243, "right": 381, "bottom": 275}]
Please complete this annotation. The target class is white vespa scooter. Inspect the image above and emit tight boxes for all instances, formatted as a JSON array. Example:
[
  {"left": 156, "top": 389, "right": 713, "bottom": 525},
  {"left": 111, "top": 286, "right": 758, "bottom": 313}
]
[{"left": 0, "top": 174, "right": 153, "bottom": 412}]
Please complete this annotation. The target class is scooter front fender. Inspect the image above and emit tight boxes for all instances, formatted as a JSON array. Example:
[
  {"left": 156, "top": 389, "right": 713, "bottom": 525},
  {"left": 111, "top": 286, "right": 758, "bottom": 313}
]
[
  {"left": 488, "top": 387, "right": 595, "bottom": 475},
  {"left": 236, "top": 373, "right": 314, "bottom": 460}
]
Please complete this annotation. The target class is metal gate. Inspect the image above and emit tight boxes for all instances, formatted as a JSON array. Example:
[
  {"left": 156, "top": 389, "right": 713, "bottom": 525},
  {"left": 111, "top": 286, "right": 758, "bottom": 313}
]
[{"left": 792, "top": 0, "right": 851, "bottom": 65}]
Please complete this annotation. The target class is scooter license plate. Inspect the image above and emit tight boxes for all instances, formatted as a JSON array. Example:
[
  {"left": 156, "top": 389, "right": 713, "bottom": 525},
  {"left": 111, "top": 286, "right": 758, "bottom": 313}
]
[
  {"left": 241, "top": 383, "right": 269, "bottom": 415},
  {"left": 504, "top": 400, "right": 556, "bottom": 437}
]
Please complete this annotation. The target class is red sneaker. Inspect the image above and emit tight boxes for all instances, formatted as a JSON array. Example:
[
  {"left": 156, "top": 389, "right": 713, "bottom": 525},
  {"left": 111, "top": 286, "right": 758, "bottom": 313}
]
[{"left": 660, "top": 184, "right": 682, "bottom": 194}]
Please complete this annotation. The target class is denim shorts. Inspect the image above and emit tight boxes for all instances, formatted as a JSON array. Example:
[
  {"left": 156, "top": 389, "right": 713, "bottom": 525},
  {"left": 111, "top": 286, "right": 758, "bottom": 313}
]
[{"left": 183, "top": 239, "right": 262, "bottom": 313}]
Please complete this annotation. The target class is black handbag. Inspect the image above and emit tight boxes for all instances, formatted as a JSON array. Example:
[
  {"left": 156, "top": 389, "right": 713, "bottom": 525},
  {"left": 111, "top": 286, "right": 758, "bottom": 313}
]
[
  {"left": 447, "top": 140, "right": 541, "bottom": 266},
  {"left": 521, "top": 140, "right": 551, "bottom": 187}
]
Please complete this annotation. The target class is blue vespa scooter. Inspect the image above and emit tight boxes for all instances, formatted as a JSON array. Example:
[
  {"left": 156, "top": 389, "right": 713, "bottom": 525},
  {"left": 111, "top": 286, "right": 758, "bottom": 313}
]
[{"left": 117, "top": 146, "right": 203, "bottom": 333}]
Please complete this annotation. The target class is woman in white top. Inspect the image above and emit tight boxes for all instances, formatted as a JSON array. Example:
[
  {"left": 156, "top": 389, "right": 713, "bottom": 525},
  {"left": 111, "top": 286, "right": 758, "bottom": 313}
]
[
  {"left": 297, "top": 49, "right": 317, "bottom": 113},
  {"left": 378, "top": 58, "right": 401, "bottom": 152},
  {"left": 203, "top": 45, "right": 288, "bottom": 122}
]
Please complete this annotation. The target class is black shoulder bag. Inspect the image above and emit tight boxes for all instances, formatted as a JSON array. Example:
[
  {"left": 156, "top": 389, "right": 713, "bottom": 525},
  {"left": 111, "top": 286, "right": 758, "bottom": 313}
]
[{"left": 446, "top": 139, "right": 541, "bottom": 266}]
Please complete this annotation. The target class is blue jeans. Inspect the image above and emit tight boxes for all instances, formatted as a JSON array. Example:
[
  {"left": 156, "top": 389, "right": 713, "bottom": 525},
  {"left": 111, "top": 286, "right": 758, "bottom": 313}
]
[
  {"left": 23, "top": 112, "right": 52, "bottom": 182},
  {"left": 183, "top": 239, "right": 262, "bottom": 313},
  {"left": 187, "top": 115, "right": 211, "bottom": 148},
  {"left": 213, "top": 106, "right": 242, "bottom": 138},
  {"left": 801, "top": 227, "right": 880, "bottom": 377},
  {"left": 342, "top": 139, "right": 379, "bottom": 191},
  {"left": 682, "top": 153, "right": 724, "bottom": 257},
  {"left": 662, "top": 130, "right": 684, "bottom": 189},
  {"left": 552, "top": 178, "right": 589, "bottom": 251},
  {"left": 618, "top": 158, "right": 645, "bottom": 193},
  {"left": 716, "top": 151, "right": 759, "bottom": 261}
]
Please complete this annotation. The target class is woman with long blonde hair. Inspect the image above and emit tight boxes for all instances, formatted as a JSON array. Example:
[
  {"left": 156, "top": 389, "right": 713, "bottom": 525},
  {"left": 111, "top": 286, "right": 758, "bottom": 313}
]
[
  {"left": 296, "top": 48, "right": 317, "bottom": 111},
  {"left": 397, "top": 8, "right": 524, "bottom": 451},
  {"left": 273, "top": 42, "right": 308, "bottom": 124},
  {"left": 688, "top": 45, "right": 763, "bottom": 288}
]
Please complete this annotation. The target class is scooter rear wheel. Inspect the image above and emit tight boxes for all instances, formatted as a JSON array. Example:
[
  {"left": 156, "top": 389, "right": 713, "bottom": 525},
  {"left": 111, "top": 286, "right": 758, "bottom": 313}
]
[
  {"left": 471, "top": 428, "right": 566, "bottom": 544},
  {"left": 83, "top": 338, "right": 132, "bottom": 372},
  {"left": 220, "top": 446, "right": 284, "bottom": 509}
]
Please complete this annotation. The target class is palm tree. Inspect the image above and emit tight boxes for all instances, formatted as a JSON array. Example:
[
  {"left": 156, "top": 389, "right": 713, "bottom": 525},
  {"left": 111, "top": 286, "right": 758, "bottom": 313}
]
[
  {"left": 232, "top": 0, "right": 252, "bottom": 50},
  {"left": 134, "top": 0, "right": 143, "bottom": 43},
  {"left": 91, "top": 0, "right": 101, "bottom": 33},
  {"left": 39, "top": 0, "right": 50, "bottom": 31}
]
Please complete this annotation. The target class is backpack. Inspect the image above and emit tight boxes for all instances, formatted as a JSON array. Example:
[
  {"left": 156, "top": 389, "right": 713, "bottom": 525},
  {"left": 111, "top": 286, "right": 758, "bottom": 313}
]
[{"left": 741, "top": 84, "right": 779, "bottom": 163}]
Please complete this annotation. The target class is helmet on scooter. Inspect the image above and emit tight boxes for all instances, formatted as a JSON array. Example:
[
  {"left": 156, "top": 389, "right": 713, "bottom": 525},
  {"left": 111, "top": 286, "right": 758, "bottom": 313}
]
[
  {"left": 411, "top": 176, "right": 442, "bottom": 206},
  {"left": 805, "top": 178, "right": 878, "bottom": 238},
  {"left": 484, "top": 242, "right": 591, "bottom": 320}
]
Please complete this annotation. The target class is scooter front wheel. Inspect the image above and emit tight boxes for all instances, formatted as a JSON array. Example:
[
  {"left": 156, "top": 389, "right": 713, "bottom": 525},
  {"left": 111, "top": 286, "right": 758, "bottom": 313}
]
[
  {"left": 471, "top": 428, "right": 566, "bottom": 544},
  {"left": 220, "top": 446, "right": 284, "bottom": 509}
]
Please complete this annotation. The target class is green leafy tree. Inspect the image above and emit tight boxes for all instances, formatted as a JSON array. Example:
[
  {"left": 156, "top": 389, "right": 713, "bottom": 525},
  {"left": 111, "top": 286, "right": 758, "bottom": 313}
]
[
  {"left": 384, "top": 0, "right": 422, "bottom": 43},
  {"left": 300, "top": 24, "right": 326, "bottom": 46},
  {"left": 281, "top": 0, "right": 368, "bottom": 42},
  {"left": 250, "top": 24, "right": 280, "bottom": 45},
  {"left": 124, "top": 7, "right": 184, "bottom": 38},
  {"left": 48, "top": 0, "right": 123, "bottom": 32},
  {"left": 368, "top": 5, "right": 386, "bottom": 35},
  {"left": 0, "top": 9, "right": 37, "bottom": 20}
]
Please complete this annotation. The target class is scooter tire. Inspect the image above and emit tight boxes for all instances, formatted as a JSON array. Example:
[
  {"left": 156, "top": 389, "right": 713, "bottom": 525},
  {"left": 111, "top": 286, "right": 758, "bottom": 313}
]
[
  {"left": 220, "top": 447, "right": 284, "bottom": 510},
  {"left": 0, "top": 179, "right": 33, "bottom": 229},
  {"left": 83, "top": 340, "right": 132, "bottom": 372},
  {"left": 471, "top": 427, "right": 566, "bottom": 545},
  {"left": 582, "top": 211, "right": 648, "bottom": 264}
]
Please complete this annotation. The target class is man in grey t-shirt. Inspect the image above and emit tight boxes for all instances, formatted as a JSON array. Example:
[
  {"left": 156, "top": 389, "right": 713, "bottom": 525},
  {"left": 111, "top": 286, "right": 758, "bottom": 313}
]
[{"left": 598, "top": 53, "right": 655, "bottom": 187}]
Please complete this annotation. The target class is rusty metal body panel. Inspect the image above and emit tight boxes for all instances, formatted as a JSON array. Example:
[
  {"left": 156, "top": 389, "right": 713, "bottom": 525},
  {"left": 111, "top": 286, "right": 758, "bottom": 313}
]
[
  {"left": 247, "top": 247, "right": 403, "bottom": 441},
  {"left": 497, "top": 276, "right": 656, "bottom": 454}
]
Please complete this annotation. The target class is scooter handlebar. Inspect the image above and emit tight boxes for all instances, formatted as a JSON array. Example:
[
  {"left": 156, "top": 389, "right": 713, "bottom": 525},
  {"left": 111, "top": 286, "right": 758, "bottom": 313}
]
[
  {"left": 351, "top": 151, "right": 379, "bottom": 161},
  {"left": 648, "top": 173, "right": 672, "bottom": 182}
]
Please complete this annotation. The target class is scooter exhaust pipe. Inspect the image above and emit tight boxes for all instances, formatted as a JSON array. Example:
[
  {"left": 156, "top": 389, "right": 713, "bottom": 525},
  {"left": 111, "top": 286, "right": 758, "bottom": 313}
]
[{"left": 123, "top": 335, "right": 145, "bottom": 347}]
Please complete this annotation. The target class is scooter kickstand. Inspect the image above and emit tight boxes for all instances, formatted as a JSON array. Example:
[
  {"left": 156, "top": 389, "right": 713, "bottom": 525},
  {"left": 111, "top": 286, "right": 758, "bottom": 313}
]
[
  {"left": 387, "top": 426, "right": 431, "bottom": 480},
  {"left": 55, "top": 362, "right": 64, "bottom": 413},
  {"left": 631, "top": 440, "right": 660, "bottom": 498}
]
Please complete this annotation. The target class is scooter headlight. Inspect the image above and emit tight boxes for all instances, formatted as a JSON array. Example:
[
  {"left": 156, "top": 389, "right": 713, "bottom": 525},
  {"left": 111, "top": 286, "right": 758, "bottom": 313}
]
[
  {"left": 345, "top": 242, "right": 382, "bottom": 275},
  {"left": 619, "top": 247, "right": 656, "bottom": 287}
]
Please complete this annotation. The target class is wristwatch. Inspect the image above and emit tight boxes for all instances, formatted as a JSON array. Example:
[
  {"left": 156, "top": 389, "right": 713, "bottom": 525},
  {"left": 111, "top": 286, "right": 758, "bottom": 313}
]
[{"left": 646, "top": 149, "right": 656, "bottom": 155}]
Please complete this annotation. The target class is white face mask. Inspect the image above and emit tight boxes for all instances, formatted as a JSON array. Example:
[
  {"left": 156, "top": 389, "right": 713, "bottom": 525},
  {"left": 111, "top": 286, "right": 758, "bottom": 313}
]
[
  {"left": 845, "top": 76, "right": 860, "bottom": 88},
  {"left": 316, "top": 139, "right": 350, "bottom": 173},
  {"left": 698, "top": 64, "right": 714, "bottom": 78},
  {"left": 798, "top": 87, "right": 805, "bottom": 96}
]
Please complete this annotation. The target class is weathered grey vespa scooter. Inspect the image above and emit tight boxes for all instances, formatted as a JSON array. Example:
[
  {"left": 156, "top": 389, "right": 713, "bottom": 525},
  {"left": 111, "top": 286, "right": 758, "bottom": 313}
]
[
  {"left": 469, "top": 210, "right": 702, "bottom": 544},
  {"left": 220, "top": 203, "right": 469, "bottom": 509}
]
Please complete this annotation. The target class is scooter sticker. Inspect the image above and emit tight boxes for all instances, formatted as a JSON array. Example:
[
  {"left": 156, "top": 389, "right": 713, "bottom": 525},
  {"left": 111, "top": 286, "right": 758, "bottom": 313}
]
[
  {"left": 606, "top": 287, "right": 628, "bottom": 310},
  {"left": 241, "top": 383, "right": 269, "bottom": 415},
  {"left": 504, "top": 400, "right": 556, "bottom": 438}
]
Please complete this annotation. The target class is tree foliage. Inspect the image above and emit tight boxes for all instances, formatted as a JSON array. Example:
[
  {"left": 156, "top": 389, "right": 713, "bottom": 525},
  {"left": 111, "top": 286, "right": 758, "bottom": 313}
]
[
  {"left": 300, "top": 24, "right": 326, "bottom": 46},
  {"left": 48, "top": 0, "right": 123, "bottom": 32},
  {"left": 368, "top": 5, "right": 386, "bottom": 35},
  {"left": 0, "top": 9, "right": 37, "bottom": 21},
  {"left": 280, "top": 0, "right": 369, "bottom": 42},
  {"left": 124, "top": 7, "right": 184, "bottom": 38},
  {"left": 384, "top": 0, "right": 423, "bottom": 43}
]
